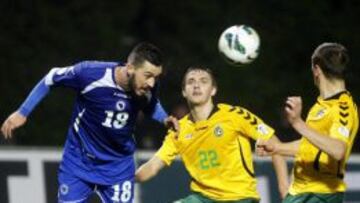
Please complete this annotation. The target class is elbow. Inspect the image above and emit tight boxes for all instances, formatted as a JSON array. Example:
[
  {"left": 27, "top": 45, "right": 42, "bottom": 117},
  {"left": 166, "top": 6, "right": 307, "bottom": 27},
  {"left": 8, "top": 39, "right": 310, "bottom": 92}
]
[
  {"left": 332, "top": 142, "right": 347, "bottom": 161},
  {"left": 333, "top": 151, "right": 345, "bottom": 161}
]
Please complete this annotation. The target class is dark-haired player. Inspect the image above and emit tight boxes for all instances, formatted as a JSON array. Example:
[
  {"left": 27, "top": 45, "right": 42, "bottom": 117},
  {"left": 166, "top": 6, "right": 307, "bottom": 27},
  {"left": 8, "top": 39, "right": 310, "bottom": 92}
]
[{"left": 1, "top": 42, "right": 178, "bottom": 203}]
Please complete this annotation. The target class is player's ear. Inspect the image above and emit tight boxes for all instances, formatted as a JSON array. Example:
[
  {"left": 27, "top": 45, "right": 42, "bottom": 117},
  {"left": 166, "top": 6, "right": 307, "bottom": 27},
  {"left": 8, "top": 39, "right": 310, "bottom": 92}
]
[
  {"left": 211, "top": 87, "right": 217, "bottom": 96},
  {"left": 312, "top": 64, "right": 322, "bottom": 77},
  {"left": 126, "top": 63, "right": 135, "bottom": 75},
  {"left": 182, "top": 89, "right": 187, "bottom": 98}
]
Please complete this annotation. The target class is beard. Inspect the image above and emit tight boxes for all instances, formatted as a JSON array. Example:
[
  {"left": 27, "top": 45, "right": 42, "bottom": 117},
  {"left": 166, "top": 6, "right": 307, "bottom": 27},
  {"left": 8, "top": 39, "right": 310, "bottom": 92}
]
[
  {"left": 128, "top": 74, "right": 137, "bottom": 94},
  {"left": 128, "top": 74, "right": 150, "bottom": 107}
]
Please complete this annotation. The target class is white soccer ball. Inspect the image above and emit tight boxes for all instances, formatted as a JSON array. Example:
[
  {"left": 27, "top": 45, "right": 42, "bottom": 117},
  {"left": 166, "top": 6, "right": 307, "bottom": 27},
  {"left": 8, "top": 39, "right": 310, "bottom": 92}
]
[{"left": 218, "top": 25, "right": 260, "bottom": 66}]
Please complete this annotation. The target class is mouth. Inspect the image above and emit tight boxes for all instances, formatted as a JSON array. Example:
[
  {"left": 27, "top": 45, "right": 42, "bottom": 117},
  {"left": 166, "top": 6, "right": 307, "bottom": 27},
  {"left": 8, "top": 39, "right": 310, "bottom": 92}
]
[{"left": 192, "top": 92, "right": 202, "bottom": 96}]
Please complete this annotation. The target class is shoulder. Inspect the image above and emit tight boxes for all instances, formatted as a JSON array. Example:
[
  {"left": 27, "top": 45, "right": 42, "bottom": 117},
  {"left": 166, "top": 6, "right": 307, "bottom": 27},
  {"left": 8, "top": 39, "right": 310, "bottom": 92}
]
[
  {"left": 217, "top": 103, "right": 247, "bottom": 116},
  {"left": 338, "top": 92, "right": 355, "bottom": 104},
  {"left": 332, "top": 91, "right": 357, "bottom": 112},
  {"left": 75, "top": 60, "right": 121, "bottom": 69}
]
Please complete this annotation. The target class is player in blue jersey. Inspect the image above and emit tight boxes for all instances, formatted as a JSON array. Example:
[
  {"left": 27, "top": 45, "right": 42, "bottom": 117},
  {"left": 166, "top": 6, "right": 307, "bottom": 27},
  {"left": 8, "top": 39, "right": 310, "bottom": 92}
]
[{"left": 1, "top": 42, "right": 178, "bottom": 203}]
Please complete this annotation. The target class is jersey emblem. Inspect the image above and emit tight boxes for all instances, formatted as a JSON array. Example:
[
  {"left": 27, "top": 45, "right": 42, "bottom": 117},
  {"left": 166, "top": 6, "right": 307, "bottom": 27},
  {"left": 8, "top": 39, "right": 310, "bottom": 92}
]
[
  {"left": 185, "top": 134, "right": 193, "bottom": 139},
  {"left": 314, "top": 109, "right": 326, "bottom": 119},
  {"left": 257, "top": 124, "right": 269, "bottom": 135},
  {"left": 116, "top": 100, "right": 126, "bottom": 111},
  {"left": 338, "top": 126, "right": 350, "bottom": 138},
  {"left": 60, "top": 184, "right": 69, "bottom": 195},
  {"left": 214, "top": 125, "right": 224, "bottom": 137}
]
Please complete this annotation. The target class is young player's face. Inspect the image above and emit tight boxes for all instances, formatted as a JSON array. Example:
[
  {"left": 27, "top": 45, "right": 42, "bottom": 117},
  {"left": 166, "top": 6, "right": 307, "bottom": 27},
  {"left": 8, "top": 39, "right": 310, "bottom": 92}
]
[
  {"left": 182, "top": 70, "right": 216, "bottom": 105},
  {"left": 129, "top": 61, "right": 162, "bottom": 96}
]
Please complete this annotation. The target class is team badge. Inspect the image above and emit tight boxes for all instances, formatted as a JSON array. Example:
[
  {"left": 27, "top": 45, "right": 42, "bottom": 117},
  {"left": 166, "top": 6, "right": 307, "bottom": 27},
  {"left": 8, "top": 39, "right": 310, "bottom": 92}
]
[
  {"left": 60, "top": 184, "right": 69, "bottom": 195},
  {"left": 338, "top": 126, "right": 350, "bottom": 138},
  {"left": 185, "top": 134, "right": 193, "bottom": 139},
  {"left": 116, "top": 100, "right": 126, "bottom": 111},
  {"left": 257, "top": 124, "right": 269, "bottom": 135},
  {"left": 314, "top": 109, "right": 326, "bottom": 119},
  {"left": 214, "top": 125, "right": 224, "bottom": 137}
]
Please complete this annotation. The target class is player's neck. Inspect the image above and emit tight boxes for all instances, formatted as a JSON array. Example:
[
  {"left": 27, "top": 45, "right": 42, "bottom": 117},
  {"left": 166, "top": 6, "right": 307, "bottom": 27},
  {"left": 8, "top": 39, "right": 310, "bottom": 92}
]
[
  {"left": 189, "top": 100, "right": 214, "bottom": 122},
  {"left": 319, "top": 78, "right": 346, "bottom": 99},
  {"left": 114, "top": 66, "right": 131, "bottom": 91}
]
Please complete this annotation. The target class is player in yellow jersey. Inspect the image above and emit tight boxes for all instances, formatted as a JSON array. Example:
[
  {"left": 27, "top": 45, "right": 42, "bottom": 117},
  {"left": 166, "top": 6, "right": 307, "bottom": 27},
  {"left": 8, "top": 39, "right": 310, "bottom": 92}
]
[
  {"left": 136, "top": 66, "right": 289, "bottom": 202},
  {"left": 257, "top": 42, "right": 359, "bottom": 203}
]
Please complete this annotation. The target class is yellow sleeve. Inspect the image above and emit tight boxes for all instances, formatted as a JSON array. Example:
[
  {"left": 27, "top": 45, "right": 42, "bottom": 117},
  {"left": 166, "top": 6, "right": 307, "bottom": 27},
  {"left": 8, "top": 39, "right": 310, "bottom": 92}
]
[
  {"left": 329, "top": 102, "right": 354, "bottom": 144},
  {"left": 231, "top": 106, "right": 275, "bottom": 141},
  {"left": 155, "top": 130, "right": 179, "bottom": 166}
]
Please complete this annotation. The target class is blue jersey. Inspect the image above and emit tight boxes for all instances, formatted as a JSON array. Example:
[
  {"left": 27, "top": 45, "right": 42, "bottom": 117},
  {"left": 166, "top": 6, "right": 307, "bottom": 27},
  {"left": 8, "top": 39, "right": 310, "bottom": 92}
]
[{"left": 18, "top": 61, "right": 168, "bottom": 184}]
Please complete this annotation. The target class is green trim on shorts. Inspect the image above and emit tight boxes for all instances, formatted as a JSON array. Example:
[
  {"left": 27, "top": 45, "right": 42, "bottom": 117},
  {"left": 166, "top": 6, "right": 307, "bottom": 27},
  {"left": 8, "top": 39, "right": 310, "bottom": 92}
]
[
  {"left": 174, "top": 192, "right": 259, "bottom": 203},
  {"left": 282, "top": 192, "right": 344, "bottom": 203}
]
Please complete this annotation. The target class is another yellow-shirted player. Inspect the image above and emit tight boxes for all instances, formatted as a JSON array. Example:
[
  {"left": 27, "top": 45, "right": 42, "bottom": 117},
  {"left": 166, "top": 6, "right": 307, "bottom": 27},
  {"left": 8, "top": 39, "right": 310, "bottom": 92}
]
[
  {"left": 257, "top": 42, "right": 359, "bottom": 203},
  {"left": 136, "top": 66, "right": 289, "bottom": 203}
]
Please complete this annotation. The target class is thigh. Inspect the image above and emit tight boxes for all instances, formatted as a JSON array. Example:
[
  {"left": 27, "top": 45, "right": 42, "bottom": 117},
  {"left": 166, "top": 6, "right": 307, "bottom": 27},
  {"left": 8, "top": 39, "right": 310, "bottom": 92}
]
[
  {"left": 96, "top": 179, "right": 135, "bottom": 203},
  {"left": 58, "top": 170, "right": 93, "bottom": 203}
]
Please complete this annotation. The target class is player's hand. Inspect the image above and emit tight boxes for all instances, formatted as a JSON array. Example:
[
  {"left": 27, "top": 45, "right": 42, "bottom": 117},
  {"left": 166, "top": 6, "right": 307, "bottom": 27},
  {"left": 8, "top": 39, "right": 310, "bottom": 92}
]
[
  {"left": 163, "top": 115, "right": 179, "bottom": 133},
  {"left": 256, "top": 139, "right": 275, "bottom": 156},
  {"left": 1, "top": 111, "right": 27, "bottom": 139},
  {"left": 285, "top": 96, "right": 303, "bottom": 126}
]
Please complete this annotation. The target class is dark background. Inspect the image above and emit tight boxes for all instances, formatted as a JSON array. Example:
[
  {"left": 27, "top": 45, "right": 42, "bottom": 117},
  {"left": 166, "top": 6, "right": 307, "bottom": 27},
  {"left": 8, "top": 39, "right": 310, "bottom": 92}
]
[{"left": 1, "top": 0, "right": 359, "bottom": 151}]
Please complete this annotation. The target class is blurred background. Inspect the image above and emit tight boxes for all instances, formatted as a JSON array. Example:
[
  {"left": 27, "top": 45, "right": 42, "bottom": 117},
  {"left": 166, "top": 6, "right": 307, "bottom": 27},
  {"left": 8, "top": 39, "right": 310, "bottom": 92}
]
[{"left": 1, "top": 0, "right": 359, "bottom": 150}]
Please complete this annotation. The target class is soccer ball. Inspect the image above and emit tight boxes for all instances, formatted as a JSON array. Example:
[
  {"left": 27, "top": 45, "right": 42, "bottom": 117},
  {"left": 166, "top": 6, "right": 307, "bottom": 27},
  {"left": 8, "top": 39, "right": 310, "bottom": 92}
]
[{"left": 218, "top": 25, "right": 260, "bottom": 66}]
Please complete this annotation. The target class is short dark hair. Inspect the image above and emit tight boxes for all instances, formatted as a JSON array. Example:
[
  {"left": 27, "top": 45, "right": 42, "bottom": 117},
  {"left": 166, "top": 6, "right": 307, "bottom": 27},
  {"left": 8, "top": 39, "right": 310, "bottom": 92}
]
[
  {"left": 311, "top": 42, "right": 349, "bottom": 79},
  {"left": 181, "top": 66, "right": 217, "bottom": 90},
  {"left": 127, "top": 42, "right": 163, "bottom": 67}
]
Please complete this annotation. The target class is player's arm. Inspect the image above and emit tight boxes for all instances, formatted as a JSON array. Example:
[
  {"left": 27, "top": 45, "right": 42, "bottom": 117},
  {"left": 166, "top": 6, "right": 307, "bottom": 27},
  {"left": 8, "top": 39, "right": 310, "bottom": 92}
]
[
  {"left": 136, "top": 129, "right": 179, "bottom": 182},
  {"left": 135, "top": 156, "right": 166, "bottom": 182},
  {"left": 1, "top": 64, "right": 83, "bottom": 139},
  {"left": 143, "top": 88, "right": 179, "bottom": 132},
  {"left": 285, "top": 96, "right": 347, "bottom": 161},
  {"left": 150, "top": 101, "right": 179, "bottom": 132},
  {"left": 257, "top": 138, "right": 300, "bottom": 157}
]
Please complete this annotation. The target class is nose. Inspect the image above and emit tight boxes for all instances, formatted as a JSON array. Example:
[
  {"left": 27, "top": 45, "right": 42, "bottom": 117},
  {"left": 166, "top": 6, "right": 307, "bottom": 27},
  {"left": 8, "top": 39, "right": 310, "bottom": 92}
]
[
  {"left": 193, "top": 81, "right": 200, "bottom": 89},
  {"left": 147, "top": 77, "right": 155, "bottom": 88}
]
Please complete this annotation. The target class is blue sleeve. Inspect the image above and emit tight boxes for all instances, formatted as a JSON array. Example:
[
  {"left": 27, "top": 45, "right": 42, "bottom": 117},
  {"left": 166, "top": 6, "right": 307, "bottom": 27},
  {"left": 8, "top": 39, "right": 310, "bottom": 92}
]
[
  {"left": 151, "top": 101, "right": 168, "bottom": 123},
  {"left": 44, "top": 64, "right": 82, "bottom": 89},
  {"left": 18, "top": 78, "right": 50, "bottom": 117},
  {"left": 142, "top": 83, "right": 168, "bottom": 123},
  {"left": 18, "top": 63, "right": 83, "bottom": 117}
]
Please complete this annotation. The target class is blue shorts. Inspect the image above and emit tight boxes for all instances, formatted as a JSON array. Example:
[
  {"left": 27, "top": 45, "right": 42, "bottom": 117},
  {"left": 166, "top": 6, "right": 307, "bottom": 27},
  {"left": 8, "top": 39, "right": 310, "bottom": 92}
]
[{"left": 58, "top": 169, "right": 134, "bottom": 203}]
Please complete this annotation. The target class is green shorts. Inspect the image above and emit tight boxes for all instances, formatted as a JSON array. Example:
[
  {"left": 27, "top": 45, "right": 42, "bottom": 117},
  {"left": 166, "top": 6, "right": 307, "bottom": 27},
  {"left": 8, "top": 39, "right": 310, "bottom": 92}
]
[
  {"left": 282, "top": 192, "right": 344, "bottom": 203},
  {"left": 173, "top": 192, "right": 259, "bottom": 203}
]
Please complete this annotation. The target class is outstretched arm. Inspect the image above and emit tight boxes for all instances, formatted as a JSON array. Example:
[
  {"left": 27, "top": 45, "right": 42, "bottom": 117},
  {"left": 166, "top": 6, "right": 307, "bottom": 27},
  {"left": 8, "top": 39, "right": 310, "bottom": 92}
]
[
  {"left": 256, "top": 136, "right": 300, "bottom": 157},
  {"left": 2, "top": 78, "right": 50, "bottom": 139},
  {"left": 2, "top": 64, "right": 83, "bottom": 139},
  {"left": 136, "top": 156, "right": 166, "bottom": 182}
]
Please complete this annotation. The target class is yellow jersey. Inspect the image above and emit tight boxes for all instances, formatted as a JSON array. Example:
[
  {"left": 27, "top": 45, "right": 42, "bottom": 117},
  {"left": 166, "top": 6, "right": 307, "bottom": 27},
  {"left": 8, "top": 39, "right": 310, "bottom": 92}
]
[
  {"left": 289, "top": 91, "right": 359, "bottom": 195},
  {"left": 156, "top": 103, "right": 275, "bottom": 201}
]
